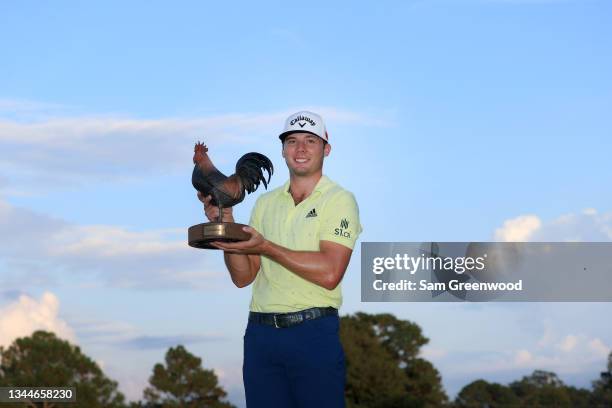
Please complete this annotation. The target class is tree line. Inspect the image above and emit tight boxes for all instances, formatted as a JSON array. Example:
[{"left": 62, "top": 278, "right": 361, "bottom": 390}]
[{"left": 0, "top": 313, "right": 610, "bottom": 407}]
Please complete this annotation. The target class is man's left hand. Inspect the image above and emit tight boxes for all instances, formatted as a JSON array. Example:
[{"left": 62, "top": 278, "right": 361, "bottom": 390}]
[{"left": 211, "top": 226, "right": 268, "bottom": 254}]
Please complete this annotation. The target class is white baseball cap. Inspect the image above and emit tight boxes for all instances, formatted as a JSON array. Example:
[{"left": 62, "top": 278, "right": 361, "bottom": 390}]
[{"left": 278, "top": 110, "right": 328, "bottom": 143}]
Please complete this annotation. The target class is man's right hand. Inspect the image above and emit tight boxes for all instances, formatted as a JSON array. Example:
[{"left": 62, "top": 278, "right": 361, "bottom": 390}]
[{"left": 197, "top": 192, "right": 234, "bottom": 222}]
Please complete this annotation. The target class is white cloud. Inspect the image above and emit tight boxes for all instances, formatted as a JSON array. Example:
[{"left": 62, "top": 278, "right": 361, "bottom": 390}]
[
  {"left": 494, "top": 209, "right": 612, "bottom": 242},
  {"left": 557, "top": 334, "right": 578, "bottom": 352},
  {"left": 588, "top": 338, "right": 610, "bottom": 359},
  {"left": 514, "top": 349, "right": 533, "bottom": 366},
  {"left": 0, "top": 197, "right": 226, "bottom": 290},
  {"left": 469, "top": 210, "right": 612, "bottom": 381},
  {"left": 0, "top": 104, "right": 385, "bottom": 193},
  {"left": 494, "top": 215, "right": 541, "bottom": 241},
  {"left": 449, "top": 331, "right": 610, "bottom": 377},
  {"left": 48, "top": 225, "right": 185, "bottom": 257},
  {"left": 71, "top": 318, "right": 139, "bottom": 344},
  {"left": 0, "top": 292, "right": 75, "bottom": 348}
]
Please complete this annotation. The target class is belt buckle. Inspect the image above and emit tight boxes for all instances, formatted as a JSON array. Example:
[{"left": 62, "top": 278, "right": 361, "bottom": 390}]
[{"left": 273, "top": 314, "right": 280, "bottom": 329}]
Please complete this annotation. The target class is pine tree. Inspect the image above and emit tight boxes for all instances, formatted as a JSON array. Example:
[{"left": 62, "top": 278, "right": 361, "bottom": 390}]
[
  {"left": 340, "top": 312, "right": 447, "bottom": 408},
  {"left": 0, "top": 331, "right": 126, "bottom": 408},
  {"left": 142, "top": 345, "right": 234, "bottom": 408}
]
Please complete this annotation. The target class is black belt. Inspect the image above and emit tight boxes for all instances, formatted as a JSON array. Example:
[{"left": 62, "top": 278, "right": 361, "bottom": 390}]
[{"left": 249, "top": 307, "right": 338, "bottom": 329}]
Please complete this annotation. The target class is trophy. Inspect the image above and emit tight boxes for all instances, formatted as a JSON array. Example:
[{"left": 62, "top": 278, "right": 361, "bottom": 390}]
[{"left": 188, "top": 142, "right": 273, "bottom": 249}]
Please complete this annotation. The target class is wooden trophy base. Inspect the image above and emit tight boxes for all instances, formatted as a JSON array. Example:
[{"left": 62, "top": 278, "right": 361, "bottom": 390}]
[{"left": 188, "top": 222, "right": 250, "bottom": 250}]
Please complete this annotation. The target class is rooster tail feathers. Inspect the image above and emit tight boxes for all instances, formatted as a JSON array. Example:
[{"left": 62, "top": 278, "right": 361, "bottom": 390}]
[{"left": 235, "top": 153, "right": 274, "bottom": 194}]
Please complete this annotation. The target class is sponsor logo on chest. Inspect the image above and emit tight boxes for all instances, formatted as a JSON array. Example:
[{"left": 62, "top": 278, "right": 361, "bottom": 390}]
[{"left": 305, "top": 208, "right": 318, "bottom": 218}]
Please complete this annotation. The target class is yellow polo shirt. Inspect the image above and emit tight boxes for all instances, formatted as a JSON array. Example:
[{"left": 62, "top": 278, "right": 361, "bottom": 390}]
[{"left": 248, "top": 175, "right": 362, "bottom": 312}]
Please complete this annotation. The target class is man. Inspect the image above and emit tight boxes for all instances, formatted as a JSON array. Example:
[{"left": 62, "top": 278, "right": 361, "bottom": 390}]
[{"left": 200, "top": 111, "right": 361, "bottom": 408}]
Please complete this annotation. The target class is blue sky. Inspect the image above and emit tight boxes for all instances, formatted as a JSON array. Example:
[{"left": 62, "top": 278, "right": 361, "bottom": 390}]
[{"left": 1, "top": 0, "right": 611, "bottom": 406}]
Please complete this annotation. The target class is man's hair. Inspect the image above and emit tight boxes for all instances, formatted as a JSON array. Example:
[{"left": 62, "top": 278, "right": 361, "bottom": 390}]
[{"left": 281, "top": 134, "right": 328, "bottom": 146}]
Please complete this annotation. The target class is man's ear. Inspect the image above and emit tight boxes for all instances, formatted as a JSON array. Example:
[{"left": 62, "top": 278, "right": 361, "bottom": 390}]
[
  {"left": 281, "top": 143, "right": 286, "bottom": 159},
  {"left": 324, "top": 143, "right": 331, "bottom": 157}
]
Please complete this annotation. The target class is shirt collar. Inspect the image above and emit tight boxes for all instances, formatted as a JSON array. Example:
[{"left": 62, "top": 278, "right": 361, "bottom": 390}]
[{"left": 282, "top": 175, "right": 331, "bottom": 198}]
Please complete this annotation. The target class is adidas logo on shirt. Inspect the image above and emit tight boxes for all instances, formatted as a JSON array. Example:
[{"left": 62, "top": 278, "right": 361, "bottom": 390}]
[{"left": 305, "top": 208, "right": 317, "bottom": 218}]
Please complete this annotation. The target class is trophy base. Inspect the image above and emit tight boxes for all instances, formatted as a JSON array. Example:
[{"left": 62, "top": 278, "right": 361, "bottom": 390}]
[{"left": 188, "top": 222, "right": 251, "bottom": 250}]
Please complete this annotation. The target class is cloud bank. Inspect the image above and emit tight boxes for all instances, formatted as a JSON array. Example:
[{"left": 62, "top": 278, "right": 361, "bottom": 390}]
[
  {"left": 0, "top": 197, "right": 225, "bottom": 290},
  {"left": 0, "top": 103, "right": 383, "bottom": 193},
  {"left": 0, "top": 292, "right": 75, "bottom": 348},
  {"left": 494, "top": 208, "right": 612, "bottom": 242}
]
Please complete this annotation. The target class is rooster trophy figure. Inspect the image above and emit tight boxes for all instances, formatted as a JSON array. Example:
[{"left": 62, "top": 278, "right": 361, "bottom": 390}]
[{"left": 192, "top": 142, "right": 273, "bottom": 218}]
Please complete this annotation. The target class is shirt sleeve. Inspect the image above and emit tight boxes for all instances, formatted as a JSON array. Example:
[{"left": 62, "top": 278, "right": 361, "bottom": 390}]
[{"left": 319, "top": 190, "right": 362, "bottom": 250}]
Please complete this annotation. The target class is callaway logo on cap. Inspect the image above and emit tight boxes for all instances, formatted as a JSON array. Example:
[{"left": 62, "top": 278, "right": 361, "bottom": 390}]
[{"left": 278, "top": 110, "right": 329, "bottom": 143}]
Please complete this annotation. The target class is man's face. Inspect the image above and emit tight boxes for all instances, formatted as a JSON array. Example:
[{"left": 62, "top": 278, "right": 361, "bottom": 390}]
[{"left": 282, "top": 133, "right": 331, "bottom": 177}]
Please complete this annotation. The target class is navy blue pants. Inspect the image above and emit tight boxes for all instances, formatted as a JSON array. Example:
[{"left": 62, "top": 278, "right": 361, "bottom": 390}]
[{"left": 243, "top": 315, "right": 346, "bottom": 408}]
